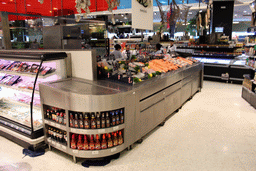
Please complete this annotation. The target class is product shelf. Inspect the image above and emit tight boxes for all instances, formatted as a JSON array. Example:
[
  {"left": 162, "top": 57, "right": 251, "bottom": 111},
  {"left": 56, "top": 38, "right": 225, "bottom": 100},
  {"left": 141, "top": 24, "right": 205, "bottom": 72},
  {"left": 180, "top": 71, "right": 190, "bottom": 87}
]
[
  {"left": 0, "top": 70, "right": 56, "bottom": 79},
  {"left": 47, "top": 138, "right": 68, "bottom": 152},
  {"left": 0, "top": 83, "right": 39, "bottom": 94},
  {"left": 1, "top": 98, "right": 41, "bottom": 110},
  {"left": 44, "top": 119, "right": 66, "bottom": 130},
  {"left": 69, "top": 124, "right": 125, "bottom": 135}
]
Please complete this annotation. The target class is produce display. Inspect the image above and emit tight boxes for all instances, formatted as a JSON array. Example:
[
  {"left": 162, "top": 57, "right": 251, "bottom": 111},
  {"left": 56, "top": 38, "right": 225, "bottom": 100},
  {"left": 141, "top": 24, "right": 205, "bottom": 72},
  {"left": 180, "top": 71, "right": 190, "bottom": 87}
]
[
  {"left": 70, "top": 131, "right": 124, "bottom": 150},
  {"left": 98, "top": 54, "right": 199, "bottom": 85}
]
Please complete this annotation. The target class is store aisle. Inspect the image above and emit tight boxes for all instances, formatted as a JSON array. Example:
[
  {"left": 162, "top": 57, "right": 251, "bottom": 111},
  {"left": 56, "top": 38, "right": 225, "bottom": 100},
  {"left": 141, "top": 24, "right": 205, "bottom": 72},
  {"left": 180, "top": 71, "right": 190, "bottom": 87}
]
[{"left": 1, "top": 81, "right": 256, "bottom": 171}]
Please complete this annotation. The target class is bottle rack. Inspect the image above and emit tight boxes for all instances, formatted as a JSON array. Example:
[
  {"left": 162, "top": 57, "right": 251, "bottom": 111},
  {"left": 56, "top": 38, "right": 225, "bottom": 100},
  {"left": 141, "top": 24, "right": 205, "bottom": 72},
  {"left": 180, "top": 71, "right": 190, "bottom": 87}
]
[{"left": 43, "top": 105, "right": 125, "bottom": 162}]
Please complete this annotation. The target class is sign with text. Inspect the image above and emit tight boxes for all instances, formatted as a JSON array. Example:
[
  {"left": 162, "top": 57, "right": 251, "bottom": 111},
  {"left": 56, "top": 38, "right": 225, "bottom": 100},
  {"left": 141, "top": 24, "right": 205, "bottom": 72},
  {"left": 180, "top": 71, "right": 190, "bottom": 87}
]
[{"left": 132, "top": 0, "right": 153, "bottom": 30}]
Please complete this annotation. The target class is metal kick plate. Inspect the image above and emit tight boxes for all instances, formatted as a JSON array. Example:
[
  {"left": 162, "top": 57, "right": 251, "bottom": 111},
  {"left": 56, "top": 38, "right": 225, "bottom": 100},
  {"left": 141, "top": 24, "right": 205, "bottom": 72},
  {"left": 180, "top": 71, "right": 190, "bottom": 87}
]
[{"left": 49, "top": 80, "right": 121, "bottom": 95}]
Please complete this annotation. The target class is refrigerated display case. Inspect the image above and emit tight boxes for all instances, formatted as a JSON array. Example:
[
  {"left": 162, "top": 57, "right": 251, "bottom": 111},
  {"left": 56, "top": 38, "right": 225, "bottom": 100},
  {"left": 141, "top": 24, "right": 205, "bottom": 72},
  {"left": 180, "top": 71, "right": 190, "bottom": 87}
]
[
  {"left": 0, "top": 51, "right": 67, "bottom": 149},
  {"left": 194, "top": 56, "right": 254, "bottom": 83}
]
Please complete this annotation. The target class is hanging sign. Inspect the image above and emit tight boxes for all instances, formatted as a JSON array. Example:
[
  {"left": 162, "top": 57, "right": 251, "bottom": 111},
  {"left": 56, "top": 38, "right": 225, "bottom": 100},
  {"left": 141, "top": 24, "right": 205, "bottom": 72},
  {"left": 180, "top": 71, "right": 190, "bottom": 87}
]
[{"left": 132, "top": 0, "right": 153, "bottom": 30}]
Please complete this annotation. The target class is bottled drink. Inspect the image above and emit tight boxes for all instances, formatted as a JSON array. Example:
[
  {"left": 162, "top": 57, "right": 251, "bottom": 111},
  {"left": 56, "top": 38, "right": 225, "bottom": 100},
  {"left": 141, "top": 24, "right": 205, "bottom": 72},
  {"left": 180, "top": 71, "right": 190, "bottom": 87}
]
[
  {"left": 74, "top": 113, "right": 79, "bottom": 128},
  {"left": 50, "top": 128, "right": 54, "bottom": 139},
  {"left": 101, "top": 134, "right": 107, "bottom": 149},
  {"left": 64, "top": 132, "right": 67, "bottom": 145},
  {"left": 69, "top": 113, "right": 74, "bottom": 127},
  {"left": 84, "top": 113, "right": 90, "bottom": 129},
  {"left": 89, "top": 135, "right": 95, "bottom": 150},
  {"left": 59, "top": 131, "right": 63, "bottom": 143},
  {"left": 56, "top": 130, "right": 60, "bottom": 142},
  {"left": 111, "top": 112, "right": 116, "bottom": 126},
  {"left": 49, "top": 111, "right": 52, "bottom": 120},
  {"left": 46, "top": 109, "right": 50, "bottom": 119},
  {"left": 91, "top": 113, "right": 96, "bottom": 129},
  {"left": 120, "top": 109, "right": 124, "bottom": 124},
  {"left": 63, "top": 112, "right": 66, "bottom": 125},
  {"left": 106, "top": 112, "right": 110, "bottom": 128},
  {"left": 77, "top": 135, "right": 83, "bottom": 150},
  {"left": 53, "top": 129, "right": 57, "bottom": 141},
  {"left": 96, "top": 112, "right": 101, "bottom": 129},
  {"left": 59, "top": 112, "right": 64, "bottom": 124},
  {"left": 113, "top": 133, "right": 118, "bottom": 146},
  {"left": 48, "top": 127, "right": 52, "bottom": 138},
  {"left": 71, "top": 134, "right": 77, "bottom": 149},
  {"left": 101, "top": 113, "right": 106, "bottom": 128},
  {"left": 79, "top": 113, "right": 84, "bottom": 129},
  {"left": 83, "top": 135, "right": 89, "bottom": 150},
  {"left": 115, "top": 110, "right": 120, "bottom": 125},
  {"left": 107, "top": 134, "right": 113, "bottom": 148},
  {"left": 56, "top": 112, "right": 60, "bottom": 123},
  {"left": 95, "top": 134, "right": 101, "bottom": 150},
  {"left": 118, "top": 131, "right": 123, "bottom": 145},
  {"left": 51, "top": 110, "right": 56, "bottom": 122}
]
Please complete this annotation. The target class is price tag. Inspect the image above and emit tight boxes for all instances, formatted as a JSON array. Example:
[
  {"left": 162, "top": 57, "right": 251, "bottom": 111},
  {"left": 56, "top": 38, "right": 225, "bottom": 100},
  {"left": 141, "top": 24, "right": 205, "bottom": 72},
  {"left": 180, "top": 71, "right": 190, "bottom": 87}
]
[
  {"left": 92, "top": 151, "right": 99, "bottom": 155},
  {"left": 56, "top": 143, "right": 60, "bottom": 147},
  {"left": 44, "top": 120, "right": 48, "bottom": 124},
  {"left": 73, "top": 150, "right": 78, "bottom": 154},
  {"left": 61, "top": 145, "right": 67, "bottom": 150},
  {"left": 52, "top": 123, "right": 56, "bottom": 127},
  {"left": 113, "top": 126, "right": 119, "bottom": 131},
  {"left": 55, "top": 124, "right": 60, "bottom": 128},
  {"left": 70, "top": 128, "right": 76, "bottom": 132},
  {"left": 111, "top": 147, "right": 117, "bottom": 152},
  {"left": 98, "top": 129, "right": 105, "bottom": 133},
  {"left": 52, "top": 141, "right": 56, "bottom": 145}
]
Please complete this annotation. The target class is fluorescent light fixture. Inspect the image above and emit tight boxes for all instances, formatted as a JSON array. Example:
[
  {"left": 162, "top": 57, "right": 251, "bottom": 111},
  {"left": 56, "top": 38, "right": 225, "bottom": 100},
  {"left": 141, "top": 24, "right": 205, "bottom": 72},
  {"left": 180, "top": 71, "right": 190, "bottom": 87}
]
[
  {"left": 27, "top": 4, "right": 31, "bottom": 6},
  {"left": 160, "top": 1, "right": 167, "bottom": 4},
  {"left": 2, "top": 2, "right": 6, "bottom": 4},
  {"left": 243, "top": 11, "right": 247, "bottom": 13},
  {"left": 53, "top": 8, "right": 58, "bottom": 10},
  {"left": 234, "top": 14, "right": 237, "bottom": 16},
  {"left": 233, "top": 21, "right": 239, "bottom": 24}
]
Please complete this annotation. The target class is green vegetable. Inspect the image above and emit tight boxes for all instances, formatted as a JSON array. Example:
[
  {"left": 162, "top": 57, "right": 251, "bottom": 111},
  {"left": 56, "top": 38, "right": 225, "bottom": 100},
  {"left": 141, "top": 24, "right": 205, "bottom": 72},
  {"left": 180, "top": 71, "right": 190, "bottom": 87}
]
[
  {"left": 148, "top": 75, "right": 151, "bottom": 79},
  {"left": 123, "top": 65, "right": 128, "bottom": 70},
  {"left": 156, "top": 71, "right": 161, "bottom": 75},
  {"left": 134, "top": 66, "right": 140, "bottom": 72},
  {"left": 120, "top": 61, "right": 126, "bottom": 64},
  {"left": 152, "top": 73, "right": 156, "bottom": 77},
  {"left": 133, "top": 77, "right": 140, "bottom": 83},
  {"left": 131, "top": 55, "right": 137, "bottom": 60},
  {"left": 145, "top": 63, "right": 149, "bottom": 67},
  {"left": 107, "top": 69, "right": 113, "bottom": 72}
]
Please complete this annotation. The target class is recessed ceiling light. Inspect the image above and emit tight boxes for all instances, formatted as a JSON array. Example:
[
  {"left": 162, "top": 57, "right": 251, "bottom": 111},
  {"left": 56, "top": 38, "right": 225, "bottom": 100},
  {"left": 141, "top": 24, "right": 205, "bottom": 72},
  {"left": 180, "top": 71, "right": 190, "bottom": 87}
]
[
  {"left": 244, "top": 11, "right": 247, "bottom": 13},
  {"left": 27, "top": 4, "right": 31, "bottom": 6},
  {"left": 233, "top": 21, "right": 239, "bottom": 24}
]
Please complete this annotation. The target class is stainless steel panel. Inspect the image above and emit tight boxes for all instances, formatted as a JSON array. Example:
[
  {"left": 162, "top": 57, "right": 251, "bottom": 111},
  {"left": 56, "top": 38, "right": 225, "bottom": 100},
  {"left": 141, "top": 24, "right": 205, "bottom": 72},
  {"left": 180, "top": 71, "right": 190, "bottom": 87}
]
[
  {"left": 140, "top": 91, "right": 165, "bottom": 112},
  {"left": 165, "top": 89, "right": 181, "bottom": 117},
  {"left": 192, "top": 73, "right": 200, "bottom": 95},
  {"left": 164, "top": 81, "right": 181, "bottom": 97},
  {"left": 242, "top": 87, "right": 251, "bottom": 103},
  {"left": 153, "top": 99, "right": 165, "bottom": 126},
  {"left": 181, "top": 82, "right": 192, "bottom": 105},
  {"left": 182, "top": 75, "right": 193, "bottom": 86}
]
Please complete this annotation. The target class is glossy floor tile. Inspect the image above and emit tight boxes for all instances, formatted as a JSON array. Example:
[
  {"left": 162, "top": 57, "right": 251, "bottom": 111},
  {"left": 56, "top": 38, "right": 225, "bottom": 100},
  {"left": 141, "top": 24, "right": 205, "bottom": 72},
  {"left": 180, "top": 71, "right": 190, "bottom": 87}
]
[{"left": 1, "top": 81, "right": 256, "bottom": 171}]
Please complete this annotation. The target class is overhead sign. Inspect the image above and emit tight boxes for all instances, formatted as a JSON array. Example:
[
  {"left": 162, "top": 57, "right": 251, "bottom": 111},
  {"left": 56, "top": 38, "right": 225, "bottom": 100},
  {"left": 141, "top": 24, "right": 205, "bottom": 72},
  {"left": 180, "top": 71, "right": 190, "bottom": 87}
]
[{"left": 132, "top": 0, "right": 153, "bottom": 30}]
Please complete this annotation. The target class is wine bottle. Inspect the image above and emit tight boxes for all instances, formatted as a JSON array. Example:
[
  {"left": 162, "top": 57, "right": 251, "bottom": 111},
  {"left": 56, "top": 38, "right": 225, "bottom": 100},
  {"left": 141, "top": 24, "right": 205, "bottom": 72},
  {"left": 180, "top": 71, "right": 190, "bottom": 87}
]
[
  {"left": 101, "top": 112, "right": 106, "bottom": 128},
  {"left": 96, "top": 112, "right": 101, "bottom": 129}
]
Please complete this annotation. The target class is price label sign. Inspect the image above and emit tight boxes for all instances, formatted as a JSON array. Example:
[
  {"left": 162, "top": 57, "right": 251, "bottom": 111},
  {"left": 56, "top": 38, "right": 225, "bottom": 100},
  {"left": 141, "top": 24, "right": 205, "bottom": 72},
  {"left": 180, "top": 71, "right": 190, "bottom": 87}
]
[
  {"left": 113, "top": 126, "right": 119, "bottom": 131},
  {"left": 111, "top": 147, "right": 117, "bottom": 152},
  {"left": 73, "top": 150, "right": 78, "bottom": 154},
  {"left": 70, "top": 128, "right": 76, "bottom": 132},
  {"left": 61, "top": 145, "right": 67, "bottom": 150},
  {"left": 56, "top": 143, "right": 60, "bottom": 147},
  {"left": 92, "top": 151, "right": 99, "bottom": 155},
  {"left": 55, "top": 124, "right": 60, "bottom": 128}
]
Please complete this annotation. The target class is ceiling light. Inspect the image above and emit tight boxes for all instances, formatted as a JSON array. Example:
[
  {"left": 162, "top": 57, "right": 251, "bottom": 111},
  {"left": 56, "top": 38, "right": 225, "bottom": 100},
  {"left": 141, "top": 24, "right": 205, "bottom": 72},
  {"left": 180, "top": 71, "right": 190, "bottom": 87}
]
[
  {"left": 233, "top": 22, "right": 239, "bottom": 24},
  {"left": 154, "top": 12, "right": 157, "bottom": 15},
  {"left": 49, "top": 11, "right": 52, "bottom": 13},
  {"left": 27, "top": 4, "right": 31, "bottom": 6},
  {"left": 243, "top": 11, "right": 247, "bottom": 13},
  {"left": 234, "top": 14, "right": 237, "bottom": 16},
  {"left": 188, "top": 12, "right": 192, "bottom": 14},
  {"left": 199, "top": 10, "right": 202, "bottom": 13},
  {"left": 2, "top": 2, "right": 6, "bottom": 4},
  {"left": 124, "top": 16, "right": 127, "bottom": 19},
  {"left": 53, "top": 8, "right": 58, "bottom": 10},
  {"left": 121, "top": 14, "right": 124, "bottom": 17}
]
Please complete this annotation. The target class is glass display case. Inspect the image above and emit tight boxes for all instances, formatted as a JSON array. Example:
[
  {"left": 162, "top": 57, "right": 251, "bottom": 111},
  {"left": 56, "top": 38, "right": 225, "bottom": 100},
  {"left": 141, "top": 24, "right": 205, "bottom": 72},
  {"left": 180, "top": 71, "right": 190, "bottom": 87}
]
[{"left": 0, "top": 51, "right": 67, "bottom": 149}]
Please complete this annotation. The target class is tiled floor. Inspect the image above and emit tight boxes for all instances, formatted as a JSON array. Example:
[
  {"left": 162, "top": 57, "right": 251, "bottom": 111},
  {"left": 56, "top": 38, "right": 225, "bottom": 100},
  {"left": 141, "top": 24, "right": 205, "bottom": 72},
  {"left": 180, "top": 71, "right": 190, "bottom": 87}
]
[{"left": 1, "top": 81, "right": 256, "bottom": 171}]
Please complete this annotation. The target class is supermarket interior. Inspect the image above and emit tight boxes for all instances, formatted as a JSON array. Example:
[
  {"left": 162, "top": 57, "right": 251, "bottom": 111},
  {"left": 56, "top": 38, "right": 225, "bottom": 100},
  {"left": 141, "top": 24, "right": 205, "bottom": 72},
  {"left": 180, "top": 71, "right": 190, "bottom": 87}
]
[{"left": 1, "top": 0, "right": 256, "bottom": 170}]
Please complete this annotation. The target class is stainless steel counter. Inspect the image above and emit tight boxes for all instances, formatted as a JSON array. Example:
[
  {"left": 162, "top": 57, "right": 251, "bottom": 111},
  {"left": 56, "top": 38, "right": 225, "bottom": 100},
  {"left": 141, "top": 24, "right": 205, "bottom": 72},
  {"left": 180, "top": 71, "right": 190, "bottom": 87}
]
[{"left": 39, "top": 62, "right": 203, "bottom": 161}]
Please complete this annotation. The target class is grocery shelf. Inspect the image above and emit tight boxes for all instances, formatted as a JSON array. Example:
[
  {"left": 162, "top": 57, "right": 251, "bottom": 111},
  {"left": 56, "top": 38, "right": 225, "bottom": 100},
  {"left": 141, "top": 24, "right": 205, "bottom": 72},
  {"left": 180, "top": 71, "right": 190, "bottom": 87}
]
[
  {"left": 0, "top": 70, "right": 56, "bottom": 79},
  {"left": 69, "top": 124, "right": 125, "bottom": 135},
  {"left": 0, "top": 84, "right": 39, "bottom": 94},
  {"left": 69, "top": 144, "right": 125, "bottom": 158},
  {"left": 44, "top": 119, "right": 66, "bottom": 130},
  {"left": 1, "top": 98, "right": 41, "bottom": 110},
  {"left": 47, "top": 138, "right": 68, "bottom": 152}
]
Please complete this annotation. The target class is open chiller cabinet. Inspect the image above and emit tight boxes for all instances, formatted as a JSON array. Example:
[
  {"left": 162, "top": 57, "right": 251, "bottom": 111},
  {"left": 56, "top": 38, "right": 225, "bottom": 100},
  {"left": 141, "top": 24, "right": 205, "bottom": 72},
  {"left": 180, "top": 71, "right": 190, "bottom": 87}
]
[{"left": 0, "top": 51, "right": 68, "bottom": 149}]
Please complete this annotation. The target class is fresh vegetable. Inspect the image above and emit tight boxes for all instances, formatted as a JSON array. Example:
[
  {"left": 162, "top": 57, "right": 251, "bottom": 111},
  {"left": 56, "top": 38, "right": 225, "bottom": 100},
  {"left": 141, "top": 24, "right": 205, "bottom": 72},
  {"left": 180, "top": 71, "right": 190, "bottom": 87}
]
[{"left": 133, "top": 77, "right": 140, "bottom": 83}]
